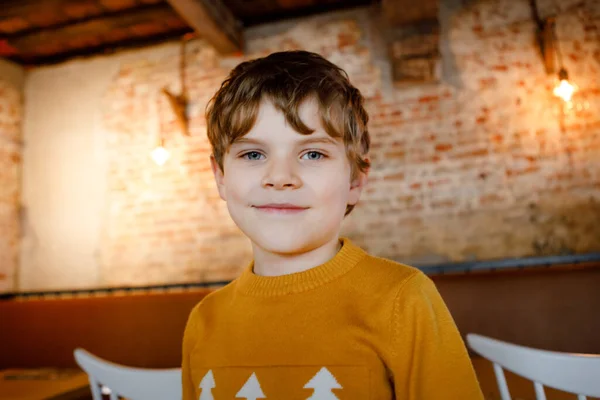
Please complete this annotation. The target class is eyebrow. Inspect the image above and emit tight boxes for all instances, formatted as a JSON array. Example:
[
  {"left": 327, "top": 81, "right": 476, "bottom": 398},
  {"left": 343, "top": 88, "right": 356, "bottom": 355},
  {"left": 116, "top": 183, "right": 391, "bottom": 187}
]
[{"left": 232, "top": 136, "right": 339, "bottom": 146}]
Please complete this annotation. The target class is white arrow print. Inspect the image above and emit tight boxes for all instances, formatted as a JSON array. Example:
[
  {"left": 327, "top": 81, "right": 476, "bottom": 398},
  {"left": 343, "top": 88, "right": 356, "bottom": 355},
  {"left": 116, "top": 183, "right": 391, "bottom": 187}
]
[
  {"left": 198, "top": 370, "right": 215, "bottom": 400},
  {"left": 304, "top": 367, "right": 342, "bottom": 399},
  {"left": 236, "top": 372, "right": 266, "bottom": 400}
]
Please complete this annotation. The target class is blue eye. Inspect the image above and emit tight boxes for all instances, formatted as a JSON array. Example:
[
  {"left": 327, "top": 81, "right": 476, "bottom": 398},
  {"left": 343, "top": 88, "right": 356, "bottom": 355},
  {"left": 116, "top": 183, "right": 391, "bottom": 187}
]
[
  {"left": 242, "top": 151, "right": 264, "bottom": 160},
  {"left": 302, "top": 151, "right": 325, "bottom": 160}
]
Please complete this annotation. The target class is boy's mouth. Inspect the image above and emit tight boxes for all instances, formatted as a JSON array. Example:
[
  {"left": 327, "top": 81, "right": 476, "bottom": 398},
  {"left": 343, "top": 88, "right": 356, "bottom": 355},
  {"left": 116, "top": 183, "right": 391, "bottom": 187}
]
[{"left": 253, "top": 203, "right": 309, "bottom": 214}]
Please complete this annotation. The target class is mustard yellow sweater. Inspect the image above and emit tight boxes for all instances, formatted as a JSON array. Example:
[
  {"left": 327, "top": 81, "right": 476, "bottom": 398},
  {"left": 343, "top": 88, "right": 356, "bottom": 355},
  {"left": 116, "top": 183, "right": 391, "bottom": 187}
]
[{"left": 182, "top": 237, "right": 483, "bottom": 399}]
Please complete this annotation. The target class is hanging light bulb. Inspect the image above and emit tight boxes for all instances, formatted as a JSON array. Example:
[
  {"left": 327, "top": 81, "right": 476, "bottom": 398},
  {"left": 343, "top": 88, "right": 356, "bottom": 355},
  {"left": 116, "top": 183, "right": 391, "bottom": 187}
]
[
  {"left": 151, "top": 138, "right": 170, "bottom": 166},
  {"left": 553, "top": 68, "right": 575, "bottom": 103},
  {"left": 151, "top": 146, "right": 170, "bottom": 166}
]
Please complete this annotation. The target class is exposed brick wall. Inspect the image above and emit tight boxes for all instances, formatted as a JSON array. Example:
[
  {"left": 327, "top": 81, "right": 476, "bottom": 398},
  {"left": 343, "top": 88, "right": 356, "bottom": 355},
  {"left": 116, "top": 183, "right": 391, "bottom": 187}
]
[
  {"left": 101, "top": 45, "right": 247, "bottom": 286},
  {"left": 352, "top": 0, "right": 600, "bottom": 264},
  {"left": 0, "top": 73, "right": 23, "bottom": 292},
  {"left": 85, "top": 0, "right": 600, "bottom": 286}
]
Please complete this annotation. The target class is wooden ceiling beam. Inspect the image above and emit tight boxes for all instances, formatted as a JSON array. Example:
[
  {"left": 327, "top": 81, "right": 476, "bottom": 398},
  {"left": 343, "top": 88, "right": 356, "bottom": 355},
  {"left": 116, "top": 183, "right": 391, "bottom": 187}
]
[
  {"left": 4, "top": 4, "right": 186, "bottom": 53},
  {"left": 9, "top": 27, "right": 192, "bottom": 65},
  {"left": 380, "top": 0, "right": 440, "bottom": 85},
  {"left": 165, "top": 0, "right": 242, "bottom": 54},
  {"left": 381, "top": 0, "right": 439, "bottom": 26}
]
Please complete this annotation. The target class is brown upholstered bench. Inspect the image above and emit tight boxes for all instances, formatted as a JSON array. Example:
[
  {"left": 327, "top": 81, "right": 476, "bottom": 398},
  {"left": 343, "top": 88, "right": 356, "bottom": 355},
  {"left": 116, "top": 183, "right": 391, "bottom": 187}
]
[{"left": 0, "top": 289, "right": 212, "bottom": 369}]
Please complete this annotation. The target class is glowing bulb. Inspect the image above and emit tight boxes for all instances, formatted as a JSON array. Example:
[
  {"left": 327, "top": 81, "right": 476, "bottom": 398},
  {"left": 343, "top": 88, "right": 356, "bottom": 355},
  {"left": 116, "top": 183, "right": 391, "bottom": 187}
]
[
  {"left": 151, "top": 145, "right": 170, "bottom": 166},
  {"left": 553, "top": 68, "right": 575, "bottom": 102},
  {"left": 553, "top": 79, "right": 575, "bottom": 102}
]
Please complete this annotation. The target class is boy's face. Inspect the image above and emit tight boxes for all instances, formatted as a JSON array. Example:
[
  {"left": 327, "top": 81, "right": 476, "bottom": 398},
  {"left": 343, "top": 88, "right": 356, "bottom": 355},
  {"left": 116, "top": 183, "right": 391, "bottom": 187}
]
[{"left": 210, "top": 98, "right": 368, "bottom": 255}]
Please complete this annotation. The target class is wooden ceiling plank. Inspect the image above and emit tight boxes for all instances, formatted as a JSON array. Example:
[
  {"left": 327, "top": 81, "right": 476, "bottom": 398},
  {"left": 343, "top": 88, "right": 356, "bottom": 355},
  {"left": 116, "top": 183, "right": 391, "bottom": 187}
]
[
  {"left": 5, "top": 4, "right": 185, "bottom": 52},
  {"left": 98, "top": 0, "right": 140, "bottom": 11},
  {"left": 1, "top": 0, "right": 105, "bottom": 20},
  {"left": 0, "top": 2, "right": 170, "bottom": 39},
  {"left": 11, "top": 26, "right": 192, "bottom": 65},
  {"left": 0, "top": 17, "right": 31, "bottom": 35},
  {"left": 165, "top": 0, "right": 242, "bottom": 53}
]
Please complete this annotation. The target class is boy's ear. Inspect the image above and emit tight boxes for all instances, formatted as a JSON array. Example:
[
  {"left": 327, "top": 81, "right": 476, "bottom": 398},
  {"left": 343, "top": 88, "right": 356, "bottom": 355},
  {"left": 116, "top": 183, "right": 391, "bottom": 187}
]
[
  {"left": 348, "top": 159, "right": 369, "bottom": 206},
  {"left": 210, "top": 154, "right": 227, "bottom": 201}
]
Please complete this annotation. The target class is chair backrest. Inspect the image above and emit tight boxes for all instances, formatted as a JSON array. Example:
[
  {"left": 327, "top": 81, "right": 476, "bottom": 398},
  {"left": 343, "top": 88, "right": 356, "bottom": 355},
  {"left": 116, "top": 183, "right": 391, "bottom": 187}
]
[
  {"left": 467, "top": 333, "right": 600, "bottom": 400},
  {"left": 74, "top": 348, "right": 182, "bottom": 400}
]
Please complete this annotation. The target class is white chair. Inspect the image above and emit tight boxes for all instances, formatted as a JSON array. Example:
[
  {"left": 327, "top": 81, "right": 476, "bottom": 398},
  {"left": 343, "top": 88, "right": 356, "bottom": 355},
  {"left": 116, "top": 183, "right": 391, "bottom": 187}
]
[
  {"left": 467, "top": 333, "right": 600, "bottom": 400},
  {"left": 73, "top": 348, "right": 182, "bottom": 400}
]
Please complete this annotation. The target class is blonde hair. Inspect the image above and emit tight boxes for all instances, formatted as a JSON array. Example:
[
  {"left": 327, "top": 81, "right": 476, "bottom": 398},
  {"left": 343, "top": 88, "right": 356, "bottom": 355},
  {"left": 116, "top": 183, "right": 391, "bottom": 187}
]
[{"left": 206, "top": 51, "right": 370, "bottom": 215}]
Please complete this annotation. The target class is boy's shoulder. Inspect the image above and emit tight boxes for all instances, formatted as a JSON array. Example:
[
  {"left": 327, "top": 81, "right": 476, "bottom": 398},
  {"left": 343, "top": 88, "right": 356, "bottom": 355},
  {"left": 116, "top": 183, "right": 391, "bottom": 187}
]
[
  {"left": 355, "top": 251, "right": 432, "bottom": 297},
  {"left": 188, "top": 279, "right": 237, "bottom": 318},
  {"left": 355, "top": 254, "right": 449, "bottom": 326}
]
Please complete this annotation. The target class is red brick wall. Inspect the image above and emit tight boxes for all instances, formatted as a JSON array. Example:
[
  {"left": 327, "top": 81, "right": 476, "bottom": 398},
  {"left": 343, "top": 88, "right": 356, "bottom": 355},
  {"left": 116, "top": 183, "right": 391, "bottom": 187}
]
[
  {"left": 98, "top": 1, "right": 600, "bottom": 286},
  {"left": 0, "top": 78, "right": 22, "bottom": 292}
]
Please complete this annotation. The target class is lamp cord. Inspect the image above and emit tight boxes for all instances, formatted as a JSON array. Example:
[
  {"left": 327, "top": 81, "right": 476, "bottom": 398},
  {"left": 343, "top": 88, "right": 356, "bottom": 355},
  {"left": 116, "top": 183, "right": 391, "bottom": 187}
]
[
  {"left": 551, "top": 19, "right": 565, "bottom": 70},
  {"left": 179, "top": 34, "right": 192, "bottom": 101}
]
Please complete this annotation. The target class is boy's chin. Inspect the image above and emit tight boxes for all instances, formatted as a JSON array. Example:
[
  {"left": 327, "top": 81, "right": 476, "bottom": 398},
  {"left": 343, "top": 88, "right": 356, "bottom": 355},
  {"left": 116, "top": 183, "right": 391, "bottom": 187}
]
[{"left": 247, "top": 231, "right": 323, "bottom": 255}]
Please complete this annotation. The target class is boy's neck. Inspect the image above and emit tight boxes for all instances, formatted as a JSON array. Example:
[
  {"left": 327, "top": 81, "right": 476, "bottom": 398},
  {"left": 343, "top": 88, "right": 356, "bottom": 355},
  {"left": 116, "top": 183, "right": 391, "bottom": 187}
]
[{"left": 251, "top": 236, "right": 342, "bottom": 277}]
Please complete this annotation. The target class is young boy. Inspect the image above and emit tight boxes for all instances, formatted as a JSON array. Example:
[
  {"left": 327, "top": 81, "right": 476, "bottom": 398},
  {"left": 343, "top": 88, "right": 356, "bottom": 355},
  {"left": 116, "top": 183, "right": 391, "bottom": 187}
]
[{"left": 182, "top": 51, "right": 483, "bottom": 399}]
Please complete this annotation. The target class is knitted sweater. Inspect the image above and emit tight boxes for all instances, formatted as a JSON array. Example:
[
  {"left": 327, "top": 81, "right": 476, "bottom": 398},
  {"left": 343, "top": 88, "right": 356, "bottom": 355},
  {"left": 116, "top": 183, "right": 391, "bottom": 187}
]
[{"left": 182, "top": 237, "right": 483, "bottom": 399}]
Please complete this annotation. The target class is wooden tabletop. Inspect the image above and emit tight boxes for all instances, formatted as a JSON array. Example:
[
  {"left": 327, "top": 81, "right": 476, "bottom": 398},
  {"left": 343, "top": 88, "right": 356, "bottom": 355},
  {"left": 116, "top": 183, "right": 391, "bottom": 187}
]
[{"left": 0, "top": 368, "right": 91, "bottom": 400}]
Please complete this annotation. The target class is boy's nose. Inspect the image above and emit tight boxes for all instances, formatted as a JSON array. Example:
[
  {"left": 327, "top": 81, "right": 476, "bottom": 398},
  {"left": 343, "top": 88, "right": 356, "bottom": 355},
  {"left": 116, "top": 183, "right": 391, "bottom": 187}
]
[{"left": 261, "top": 159, "right": 302, "bottom": 189}]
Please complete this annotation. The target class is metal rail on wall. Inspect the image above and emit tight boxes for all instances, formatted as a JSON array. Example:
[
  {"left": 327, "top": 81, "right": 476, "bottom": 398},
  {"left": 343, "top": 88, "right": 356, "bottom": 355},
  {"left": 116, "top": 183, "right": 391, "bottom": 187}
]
[
  {"left": 415, "top": 252, "right": 600, "bottom": 275},
  {"left": 2, "top": 252, "right": 600, "bottom": 300}
]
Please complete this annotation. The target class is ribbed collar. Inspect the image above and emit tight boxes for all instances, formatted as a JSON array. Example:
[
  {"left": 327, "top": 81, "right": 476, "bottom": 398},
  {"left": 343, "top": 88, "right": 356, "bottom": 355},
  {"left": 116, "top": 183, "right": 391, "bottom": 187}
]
[{"left": 236, "top": 237, "right": 367, "bottom": 297}]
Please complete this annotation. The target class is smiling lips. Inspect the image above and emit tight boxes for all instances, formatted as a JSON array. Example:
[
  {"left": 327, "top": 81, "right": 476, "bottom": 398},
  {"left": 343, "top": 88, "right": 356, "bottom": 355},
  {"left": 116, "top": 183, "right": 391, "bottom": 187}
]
[{"left": 253, "top": 203, "right": 309, "bottom": 214}]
